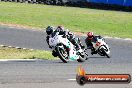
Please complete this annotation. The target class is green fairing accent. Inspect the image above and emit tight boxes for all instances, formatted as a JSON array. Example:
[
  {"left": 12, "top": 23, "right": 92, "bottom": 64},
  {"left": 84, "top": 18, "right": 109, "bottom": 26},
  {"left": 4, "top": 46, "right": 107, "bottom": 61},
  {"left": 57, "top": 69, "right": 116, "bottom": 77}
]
[
  {"left": 70, "top": 56, "right": 78, "bottom": 60},
  {"left": 66, "top": 41, "right": 77, "bottom": 60},
  {"left": 66, "top": 41, "right": 71, "bottom": 48}
]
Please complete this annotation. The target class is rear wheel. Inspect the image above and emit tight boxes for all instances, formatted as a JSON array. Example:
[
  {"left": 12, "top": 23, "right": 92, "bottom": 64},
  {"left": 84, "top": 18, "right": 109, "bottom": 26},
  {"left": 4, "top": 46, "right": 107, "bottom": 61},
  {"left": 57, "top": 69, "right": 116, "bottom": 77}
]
[
  {"left": 56, "top": 45, "right": 69, "bottom": 63},
  {"left": 77, "top": 52, "right": 85, "bottom": 62}
]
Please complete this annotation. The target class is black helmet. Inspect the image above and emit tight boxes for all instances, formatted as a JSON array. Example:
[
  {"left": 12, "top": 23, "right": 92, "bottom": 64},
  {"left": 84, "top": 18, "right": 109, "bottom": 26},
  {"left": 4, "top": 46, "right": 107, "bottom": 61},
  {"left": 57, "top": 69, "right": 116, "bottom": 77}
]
[
  {"left": 56, "top": 25, "right": 64, "bottom": 32},
  {"left": 46, "top": 26, "right": 54, "bottom": 35}
]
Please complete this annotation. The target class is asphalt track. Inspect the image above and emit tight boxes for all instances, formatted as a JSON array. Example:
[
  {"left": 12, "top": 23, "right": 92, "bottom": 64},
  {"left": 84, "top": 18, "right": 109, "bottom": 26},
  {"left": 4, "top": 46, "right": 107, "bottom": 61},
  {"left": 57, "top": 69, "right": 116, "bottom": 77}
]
[{"left": 0, "top": 25, "right": 132, "bottom": 88}]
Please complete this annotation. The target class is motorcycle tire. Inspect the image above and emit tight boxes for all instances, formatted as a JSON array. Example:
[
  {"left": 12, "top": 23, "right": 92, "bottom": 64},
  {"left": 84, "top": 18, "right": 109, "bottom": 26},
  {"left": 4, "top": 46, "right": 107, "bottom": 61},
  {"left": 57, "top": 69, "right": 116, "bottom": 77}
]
[
  {"left": 56, "top": 44, "right": 69, "bottom": 63},
  {"left": 77, "top": 52, "right": 85, "bottom": 62},
  {"left": 101, "top": 48, "right": 111, "bottom": 58}
]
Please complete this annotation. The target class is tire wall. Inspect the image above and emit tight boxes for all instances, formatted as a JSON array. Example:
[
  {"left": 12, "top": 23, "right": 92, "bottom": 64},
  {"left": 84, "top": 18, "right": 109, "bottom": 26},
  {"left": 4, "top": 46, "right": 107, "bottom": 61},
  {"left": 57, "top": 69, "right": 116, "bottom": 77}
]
[
  {"left": 1, "top": 0, "right": 132, "bottom": 6},
  {"left": 0, "top": 0, "right": 132, "bottom": 11}
]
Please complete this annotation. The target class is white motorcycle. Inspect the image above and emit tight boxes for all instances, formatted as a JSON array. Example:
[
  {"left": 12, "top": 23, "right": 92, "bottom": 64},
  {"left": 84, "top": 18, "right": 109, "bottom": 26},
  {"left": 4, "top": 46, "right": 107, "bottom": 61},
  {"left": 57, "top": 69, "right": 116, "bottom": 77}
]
[
  {"left": 91, "top": 36, "right": 111, "bottom": 58},
  {"left": 48, "top": 32, "right": 88, "bottom": 63}
]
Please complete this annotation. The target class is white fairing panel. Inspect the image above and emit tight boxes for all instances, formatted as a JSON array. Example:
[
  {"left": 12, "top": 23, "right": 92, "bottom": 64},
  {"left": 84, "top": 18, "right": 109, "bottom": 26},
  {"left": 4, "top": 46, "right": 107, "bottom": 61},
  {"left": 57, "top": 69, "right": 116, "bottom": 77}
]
[
  {"left": 92, "top": 38, "right": 110, "bottom": 54},
  {"left": 48, "top": 32, "right": 80, "bottom": 60}
]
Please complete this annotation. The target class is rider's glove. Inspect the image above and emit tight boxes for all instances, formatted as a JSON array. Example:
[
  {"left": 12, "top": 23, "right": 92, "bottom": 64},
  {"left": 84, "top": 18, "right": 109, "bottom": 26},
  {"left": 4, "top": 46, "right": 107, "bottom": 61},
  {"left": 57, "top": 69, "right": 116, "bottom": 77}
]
[{"left": 62, "top": 34, "right": 67, "bottom": 38}]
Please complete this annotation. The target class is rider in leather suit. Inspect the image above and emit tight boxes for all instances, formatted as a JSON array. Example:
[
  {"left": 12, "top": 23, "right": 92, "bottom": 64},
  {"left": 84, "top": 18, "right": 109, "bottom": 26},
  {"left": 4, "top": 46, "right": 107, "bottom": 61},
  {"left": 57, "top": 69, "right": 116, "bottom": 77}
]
[
  {"left": 85, "top": 32, "right": 102, "bottom": 55},
  {"left": 46, "top": 26, "right": 84, "bottom": 50}
]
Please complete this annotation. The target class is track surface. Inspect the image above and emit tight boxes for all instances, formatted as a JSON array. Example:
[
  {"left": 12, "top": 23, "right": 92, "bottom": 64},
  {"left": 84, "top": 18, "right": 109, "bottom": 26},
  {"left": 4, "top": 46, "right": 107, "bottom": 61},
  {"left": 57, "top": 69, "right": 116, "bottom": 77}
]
[{"left": 0, "top": 25, "right": 132, "bottom": 88}]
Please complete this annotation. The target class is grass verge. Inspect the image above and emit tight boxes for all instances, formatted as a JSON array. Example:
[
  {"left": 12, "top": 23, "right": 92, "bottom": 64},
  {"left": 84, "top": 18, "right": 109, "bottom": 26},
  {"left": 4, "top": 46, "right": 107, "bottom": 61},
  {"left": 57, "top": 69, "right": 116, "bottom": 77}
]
[
  {"left": 0, "top": 46, "right": 56, "bottom": 59},
  {"left": 0, "top": 2, "right": 132, "bottom": 38}
]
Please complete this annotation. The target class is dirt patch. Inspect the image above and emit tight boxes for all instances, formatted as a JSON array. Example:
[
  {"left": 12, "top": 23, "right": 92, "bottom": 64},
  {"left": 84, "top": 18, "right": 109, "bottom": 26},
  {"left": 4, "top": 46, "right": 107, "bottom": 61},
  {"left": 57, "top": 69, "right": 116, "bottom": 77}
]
[
  {"left": 0, "top": 22, "right": 87, "bottom": 36},
  {"left": 74, "top": 32, "right": 86, "bottom": 36},
  {"left": 0, "top": 22, "right": 41, "bottom": 30}
]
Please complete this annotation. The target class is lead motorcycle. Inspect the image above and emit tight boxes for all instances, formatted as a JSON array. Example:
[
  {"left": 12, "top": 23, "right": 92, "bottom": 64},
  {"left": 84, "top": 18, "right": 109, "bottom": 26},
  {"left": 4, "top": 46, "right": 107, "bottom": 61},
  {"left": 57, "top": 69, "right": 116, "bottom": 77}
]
[
  {"left": 91, "top": 36, "right": 111, "bottom": 58},
  {"left": 48, "top": 32, "right": 88, "bottom": 63}
]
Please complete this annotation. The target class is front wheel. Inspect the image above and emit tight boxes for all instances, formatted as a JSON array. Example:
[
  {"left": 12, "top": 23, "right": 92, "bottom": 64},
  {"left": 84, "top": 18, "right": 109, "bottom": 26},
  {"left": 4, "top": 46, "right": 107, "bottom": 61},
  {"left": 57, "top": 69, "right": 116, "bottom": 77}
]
[
  {"left": 56, "top": 45, "right": 69, "bottom": 63},
  {"left": 105, "top": 52, "right": 111, "bottom": 58},
  {"left": 101, "top": 48, "right": 111, "bottom": 58}
]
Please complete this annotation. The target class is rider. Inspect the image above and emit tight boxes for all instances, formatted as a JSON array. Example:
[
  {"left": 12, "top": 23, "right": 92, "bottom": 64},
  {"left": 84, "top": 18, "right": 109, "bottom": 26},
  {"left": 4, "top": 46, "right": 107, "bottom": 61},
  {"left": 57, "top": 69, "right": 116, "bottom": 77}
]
[
  {"left": 85, "top": 32, "right": 102, "bottom": 55},
  {"left": 46, "top": 26, "right": 55, "bottom": 49},
  {"left": 46, "top": 25, "right": 84, "bottom": 50}
]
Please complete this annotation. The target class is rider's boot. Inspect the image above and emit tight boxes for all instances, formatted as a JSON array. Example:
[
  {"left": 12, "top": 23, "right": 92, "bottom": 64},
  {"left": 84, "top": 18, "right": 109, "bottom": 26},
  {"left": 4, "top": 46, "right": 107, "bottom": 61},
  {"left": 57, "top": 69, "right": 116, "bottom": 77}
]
[
  {"left": 76, "top": 38, "right": 85, "bottom": 49},
  {"left": 80, "top": 43, "right": 85, "bottom": 49},
  {"left": 76, "top": 46, "right": 80, "bottom": 51},
  {"left": 71, "top": 38, "right": 80, "bottom": 51}
]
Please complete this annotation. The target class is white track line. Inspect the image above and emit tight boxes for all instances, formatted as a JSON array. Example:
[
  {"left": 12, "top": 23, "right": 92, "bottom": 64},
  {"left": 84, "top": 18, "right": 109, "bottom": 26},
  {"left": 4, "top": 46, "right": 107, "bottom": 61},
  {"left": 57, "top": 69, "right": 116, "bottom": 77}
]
[
  {"left": 30, "top": 49, "right": 34, "bottom": 51},
  {"left": 104, "top": 37, "right": 132, "bottom": 41},
  {"left": 0, "top": 45, "right": 34, "bottom": 50},
  {"left": 0, "top": 59, "right": 37, "bottom": 62},
  {"left": 23, "top": 48, "right": 27, "bottom": 50},
  {"left": 67, "top": 79, "right": 76, "bottom": 81},
  {"left": 8, "top": 46, "right": 13, "bottom": 48}
]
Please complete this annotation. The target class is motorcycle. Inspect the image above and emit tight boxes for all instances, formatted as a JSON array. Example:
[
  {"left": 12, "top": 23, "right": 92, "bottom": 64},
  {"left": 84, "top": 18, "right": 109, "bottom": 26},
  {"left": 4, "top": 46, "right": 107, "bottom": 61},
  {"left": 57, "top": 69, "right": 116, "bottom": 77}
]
[
  {"left": 91, "top": 36, "right": 111, "bottom": 58},
  {"left": 48, "top": 32, "right": 88, "bottom": 63}
]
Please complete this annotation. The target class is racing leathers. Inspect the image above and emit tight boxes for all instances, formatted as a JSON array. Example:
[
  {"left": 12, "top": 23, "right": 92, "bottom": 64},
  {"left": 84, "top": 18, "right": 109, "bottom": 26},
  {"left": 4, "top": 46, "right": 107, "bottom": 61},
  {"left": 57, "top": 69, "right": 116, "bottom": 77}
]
[
  {"left": 85, "top": 35, "right": 102, "bottom": 54},
  {"left": 46, "top": 28, "right": 84, "bottom": 50}
]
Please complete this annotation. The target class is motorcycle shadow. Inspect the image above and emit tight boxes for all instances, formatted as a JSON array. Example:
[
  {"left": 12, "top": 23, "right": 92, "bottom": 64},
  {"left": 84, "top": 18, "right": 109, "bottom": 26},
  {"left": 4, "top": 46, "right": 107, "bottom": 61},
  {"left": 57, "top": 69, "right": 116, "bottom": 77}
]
[
  {"left": 88, "top": 56, "right": 108, "bottom": 59},
  {"left": 53, "top": 60, "right": 86, "bottom": 64}
]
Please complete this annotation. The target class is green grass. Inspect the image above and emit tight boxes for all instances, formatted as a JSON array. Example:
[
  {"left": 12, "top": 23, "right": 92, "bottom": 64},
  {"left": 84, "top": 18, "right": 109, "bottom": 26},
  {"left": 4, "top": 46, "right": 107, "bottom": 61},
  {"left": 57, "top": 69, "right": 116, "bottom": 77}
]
[
  {"left": 0, "top": 46, "right": 56, "bottom": 59},
  {"left": 0, "top": 2, "right": 132, "bottom": 38}
]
